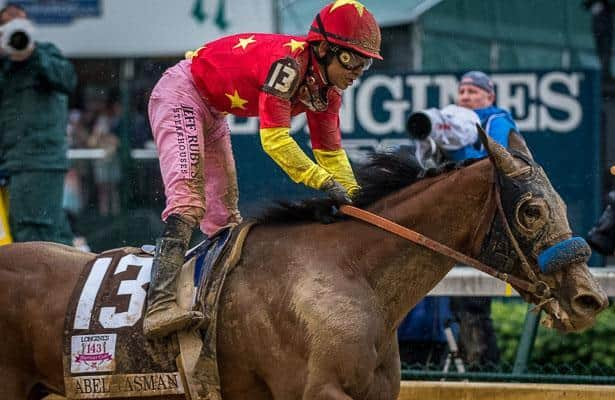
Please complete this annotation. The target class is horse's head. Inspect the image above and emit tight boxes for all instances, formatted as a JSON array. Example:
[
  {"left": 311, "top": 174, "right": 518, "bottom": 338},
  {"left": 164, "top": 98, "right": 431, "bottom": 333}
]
[{"left": 477, "top": 126, "right": 608, "bottom": 332}]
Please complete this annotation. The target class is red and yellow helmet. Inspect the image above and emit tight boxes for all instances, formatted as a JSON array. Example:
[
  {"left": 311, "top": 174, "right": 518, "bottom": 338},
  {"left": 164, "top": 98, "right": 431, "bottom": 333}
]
[{"left": 306, "top": 0, "right": 382, "bottom": 60}]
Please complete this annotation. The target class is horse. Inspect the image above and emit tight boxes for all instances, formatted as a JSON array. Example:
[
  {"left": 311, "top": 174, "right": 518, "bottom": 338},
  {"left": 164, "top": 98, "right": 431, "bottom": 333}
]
[{"left": 0, "top": 131, "right": 608, "bottom": 400}]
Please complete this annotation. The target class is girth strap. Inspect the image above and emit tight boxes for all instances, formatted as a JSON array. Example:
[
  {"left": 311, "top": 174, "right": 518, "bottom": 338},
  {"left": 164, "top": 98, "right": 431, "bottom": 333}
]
[{"left": 339, "top": 204, "right": 545, "bottom": 296}]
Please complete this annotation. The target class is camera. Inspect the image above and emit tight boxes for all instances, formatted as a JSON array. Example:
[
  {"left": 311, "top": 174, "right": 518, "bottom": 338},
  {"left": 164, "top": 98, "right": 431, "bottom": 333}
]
[
  {"left": 0, "top": 18, "right": 34, "bottom": 58},
  {"left": 406, "top": 110, "right": 434, "bottom": 140},
  {"left": 406, "top": 105, "right": 481, "bottom": 151}
]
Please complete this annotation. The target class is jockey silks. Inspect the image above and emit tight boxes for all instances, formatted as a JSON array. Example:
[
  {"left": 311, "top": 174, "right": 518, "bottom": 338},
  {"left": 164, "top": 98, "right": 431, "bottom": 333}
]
[
  {"left": 150, "top": 33, "right": 362, "bottom": 235},
  {"left": 189, "top": 33, "right": 358, "bottom": 194}
]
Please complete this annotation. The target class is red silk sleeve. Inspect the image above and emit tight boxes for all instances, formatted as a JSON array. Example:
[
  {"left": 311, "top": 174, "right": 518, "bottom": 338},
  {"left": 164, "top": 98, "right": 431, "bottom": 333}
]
[
  {"left": 306, "top": 89, "right": 343, "bottom": 151},
  {"left": 259, "top": 91, "right": 292, "bottom": 129}
]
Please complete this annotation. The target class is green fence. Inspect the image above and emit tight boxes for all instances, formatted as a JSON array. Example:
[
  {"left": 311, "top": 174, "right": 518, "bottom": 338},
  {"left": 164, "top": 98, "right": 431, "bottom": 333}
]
[{"left": 401, "top": 300, "right": 615, "bottom": 385}]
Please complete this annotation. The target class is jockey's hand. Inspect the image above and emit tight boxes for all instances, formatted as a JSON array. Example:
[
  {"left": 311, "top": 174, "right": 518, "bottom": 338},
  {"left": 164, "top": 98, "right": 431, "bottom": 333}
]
[
  {"left": 313, "top": 204, "right": 339, "bottom": 224},
  {"left": 321, "top": 179, "right": 352, "bottom": 205}
]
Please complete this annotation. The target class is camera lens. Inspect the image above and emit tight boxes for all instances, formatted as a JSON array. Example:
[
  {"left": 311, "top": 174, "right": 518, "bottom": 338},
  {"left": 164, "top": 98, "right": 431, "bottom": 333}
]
[
  {"left": 9, "top": 31, "right": 29, "bottom": 51},
  {"left": 406, "top": 112, "right": 432, "bottom": 140}
]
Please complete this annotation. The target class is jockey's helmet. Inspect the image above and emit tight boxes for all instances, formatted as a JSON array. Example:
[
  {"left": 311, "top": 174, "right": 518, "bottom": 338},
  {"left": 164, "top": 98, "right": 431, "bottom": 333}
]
[{"left": 306, "top": 0, "right": 382, "bottom": 60}]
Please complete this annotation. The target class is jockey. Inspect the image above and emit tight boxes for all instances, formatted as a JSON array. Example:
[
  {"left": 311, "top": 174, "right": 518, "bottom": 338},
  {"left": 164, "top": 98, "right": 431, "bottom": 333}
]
[{"left": 144, "top": 0, "right": 383, "bottom": 338}]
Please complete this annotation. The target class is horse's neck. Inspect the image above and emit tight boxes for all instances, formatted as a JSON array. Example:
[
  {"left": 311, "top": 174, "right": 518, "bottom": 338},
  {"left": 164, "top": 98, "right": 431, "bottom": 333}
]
[{"left": 351, "top": 160, "right": 494, "bottom": 330}]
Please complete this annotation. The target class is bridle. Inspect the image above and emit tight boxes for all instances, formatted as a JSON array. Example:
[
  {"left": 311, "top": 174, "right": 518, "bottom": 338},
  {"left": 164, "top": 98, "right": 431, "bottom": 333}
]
[
  {"left": 339, "top": 165, "right": 570, "bottom": 324},
  {"left": 339, "top": 201, "right": 551, "bottom": 299}
]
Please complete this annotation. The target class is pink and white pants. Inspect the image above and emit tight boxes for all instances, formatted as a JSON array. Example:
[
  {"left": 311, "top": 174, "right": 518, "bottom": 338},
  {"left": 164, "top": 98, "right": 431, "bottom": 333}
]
[{"left": 148, "top": 60, "right": 241, "bottom": 236}]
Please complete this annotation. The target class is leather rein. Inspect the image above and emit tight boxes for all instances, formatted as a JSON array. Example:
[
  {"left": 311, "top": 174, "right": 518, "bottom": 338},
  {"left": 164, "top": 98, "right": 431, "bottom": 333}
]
[{"left": 339, "top": 178, "right": 553, "bottom": 301}]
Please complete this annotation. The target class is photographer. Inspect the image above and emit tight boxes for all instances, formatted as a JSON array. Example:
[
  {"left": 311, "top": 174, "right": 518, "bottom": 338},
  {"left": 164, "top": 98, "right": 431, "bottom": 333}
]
[
  {"left": 407, "top": 73, "right": 516, "bottom": 160},
  {"left": 400, "top": 71, "right": 518, "bottom": 368},
  {"left": 0, "top": 3, "right": 76, "bottom": 244}
]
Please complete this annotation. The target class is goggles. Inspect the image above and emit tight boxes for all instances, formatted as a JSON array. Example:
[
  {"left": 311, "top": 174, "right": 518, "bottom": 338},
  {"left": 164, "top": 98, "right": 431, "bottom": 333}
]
[{"left": 330, "top": 46, "right": 372, "bottom": 71}]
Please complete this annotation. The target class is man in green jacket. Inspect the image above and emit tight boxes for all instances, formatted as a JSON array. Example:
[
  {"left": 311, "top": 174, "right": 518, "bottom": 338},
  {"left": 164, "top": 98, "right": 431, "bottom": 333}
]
[{"left": 0, "top": 4, "right": 76, "bottom": 244}]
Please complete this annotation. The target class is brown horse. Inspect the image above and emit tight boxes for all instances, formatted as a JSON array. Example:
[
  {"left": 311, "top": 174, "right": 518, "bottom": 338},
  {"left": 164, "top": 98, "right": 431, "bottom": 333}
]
[{"left": 0, "top": 132, "right": 608, "bottom": 400}]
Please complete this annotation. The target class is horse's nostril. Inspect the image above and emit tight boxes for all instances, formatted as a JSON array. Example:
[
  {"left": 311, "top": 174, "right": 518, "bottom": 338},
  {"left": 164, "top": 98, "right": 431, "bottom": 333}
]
[{"left": 572, "top": 294, "right": 607, "bottom": 315}]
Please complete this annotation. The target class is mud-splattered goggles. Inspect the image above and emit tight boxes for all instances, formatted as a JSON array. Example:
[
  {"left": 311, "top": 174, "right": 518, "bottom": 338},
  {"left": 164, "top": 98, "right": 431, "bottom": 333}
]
[{"left": 331, "top": 46, "right": 372, "bottom": 71}]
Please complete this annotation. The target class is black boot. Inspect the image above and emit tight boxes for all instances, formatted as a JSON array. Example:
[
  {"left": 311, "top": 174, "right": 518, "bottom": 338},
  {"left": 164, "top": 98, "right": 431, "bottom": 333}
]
[
  {"left": 143, "top": 215, "right": 204, "bottom": 338},
  {"left": 587, "top": 190, "right": 615, "bottom": 256}
]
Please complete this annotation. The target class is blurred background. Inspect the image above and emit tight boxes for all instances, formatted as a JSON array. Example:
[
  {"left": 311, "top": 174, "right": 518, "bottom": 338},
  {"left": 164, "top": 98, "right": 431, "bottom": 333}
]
[
  {"left": 6, "top": 0, "right": 607, "bottom": 253},
  {"left": 3, "top": 0, "right": 615, "bottom": 390}
]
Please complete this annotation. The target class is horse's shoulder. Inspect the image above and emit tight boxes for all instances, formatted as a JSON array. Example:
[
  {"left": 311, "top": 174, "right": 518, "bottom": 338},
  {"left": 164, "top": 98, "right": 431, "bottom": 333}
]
[
  {"left": 4, "top": 241, "right": 78, "bottom": 250},
  {"left": 2, "top": 241, "right": 96, "bottom": 264}
]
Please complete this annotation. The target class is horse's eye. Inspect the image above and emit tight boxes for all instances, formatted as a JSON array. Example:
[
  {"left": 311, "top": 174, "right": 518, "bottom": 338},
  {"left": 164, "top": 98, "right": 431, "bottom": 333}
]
[
  {"left": 517, "top": 199, "right": 547, "bottom": 232},
  {"left": 526, "top": 205, "right": 542, "bottom": 219}
]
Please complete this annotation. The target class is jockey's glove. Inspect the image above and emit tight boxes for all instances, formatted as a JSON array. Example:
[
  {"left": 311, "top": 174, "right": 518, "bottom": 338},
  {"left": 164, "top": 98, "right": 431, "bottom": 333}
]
[{"left": 321, "top": 178, "right": 353, "bottom": 205}]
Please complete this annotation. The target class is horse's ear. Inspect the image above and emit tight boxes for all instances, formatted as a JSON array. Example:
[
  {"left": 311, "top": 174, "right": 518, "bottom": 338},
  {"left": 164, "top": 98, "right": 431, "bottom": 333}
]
[
  {"left": 508, "top": 130, "right": 534, "bottom": 161},
  {"left": 477, "top": 123, "right": 489, "bottom": 150},
  {"left": 477, "top": 123, "right": 517, "bottom": 175}
]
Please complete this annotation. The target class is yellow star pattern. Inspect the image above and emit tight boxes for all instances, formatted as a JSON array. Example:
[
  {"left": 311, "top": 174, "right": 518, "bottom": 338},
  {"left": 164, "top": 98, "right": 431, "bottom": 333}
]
[
  {"left": 284, "top": 39, "right": 306, "bottom": 53},
  {"left": 225, "top": 90, "right": 248, "bottom": 110},
  {"left": 233, "top": 35, "right": 257, "bottom": 50},
  {"left": 330, "top": 0, "right": 365, "bottom": 16},
  {"left": 184, "top": 45, "right": 206, "bottom": 60}
]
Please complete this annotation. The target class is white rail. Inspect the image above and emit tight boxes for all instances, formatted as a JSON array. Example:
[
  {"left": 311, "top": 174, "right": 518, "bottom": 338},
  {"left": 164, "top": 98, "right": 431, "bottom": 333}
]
[
  {"left": 429, "top": 267, "right": 615, "bottom": 297},
  {"left": 67, "top": 148, "right": 158, "bottom": 160}
]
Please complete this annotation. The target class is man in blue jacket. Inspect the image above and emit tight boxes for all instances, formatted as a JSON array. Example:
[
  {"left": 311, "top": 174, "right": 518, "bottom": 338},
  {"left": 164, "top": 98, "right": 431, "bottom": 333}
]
[
  {"left": 452, "top": 71, "right": 516, "bottom": 160},
  {"left": 400, "top": 71, "right": 515, "bottom": 368},
  {"left": 451, "top": 70, "right": 516, "bottom": 367},
  {"left": 0, "top": 3, "right": 76, "bottom": 244}
]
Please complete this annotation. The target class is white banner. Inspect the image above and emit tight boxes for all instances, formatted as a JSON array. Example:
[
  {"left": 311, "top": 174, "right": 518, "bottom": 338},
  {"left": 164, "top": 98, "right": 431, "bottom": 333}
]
[{"left": 0, "top": 0, "right": 274, "bottom": 57}]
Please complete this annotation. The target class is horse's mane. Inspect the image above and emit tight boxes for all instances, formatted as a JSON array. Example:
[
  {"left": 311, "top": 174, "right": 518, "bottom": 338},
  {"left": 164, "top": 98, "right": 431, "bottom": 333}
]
[{"left": 258, "top": 152, "right": 478, "bottom": 224}]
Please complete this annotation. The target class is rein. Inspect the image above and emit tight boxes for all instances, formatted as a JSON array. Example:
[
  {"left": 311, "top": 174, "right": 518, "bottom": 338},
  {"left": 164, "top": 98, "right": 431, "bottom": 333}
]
[{"left": 339, "top": 197, "right": 552, "bottom": 300}]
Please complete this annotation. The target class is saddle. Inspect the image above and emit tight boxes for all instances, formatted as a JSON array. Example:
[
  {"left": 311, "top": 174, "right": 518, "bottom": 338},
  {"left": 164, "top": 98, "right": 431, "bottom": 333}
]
[{"left": 63, "top": 221, "right": 255, "bottom": 399}]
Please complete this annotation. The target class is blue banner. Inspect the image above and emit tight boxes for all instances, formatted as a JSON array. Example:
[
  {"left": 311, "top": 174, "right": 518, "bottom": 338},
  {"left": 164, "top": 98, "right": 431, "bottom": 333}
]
[
  {"left": 229, "top": 70, "right": 602, "bottom": 263},
  {"left": 11, "top": 0, "right": 100, "bottom": 24}
]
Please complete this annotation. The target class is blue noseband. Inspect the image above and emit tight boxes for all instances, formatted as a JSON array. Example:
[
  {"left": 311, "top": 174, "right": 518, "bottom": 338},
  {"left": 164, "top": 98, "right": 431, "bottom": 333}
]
[{"left": 537, "top": 237, "right": 591, "bottom": 274}]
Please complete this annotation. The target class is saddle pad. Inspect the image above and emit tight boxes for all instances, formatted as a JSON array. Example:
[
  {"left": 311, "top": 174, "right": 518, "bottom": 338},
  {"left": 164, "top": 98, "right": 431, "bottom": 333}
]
[
  {"left": 63, "top": 247, "right": 186, "bottom": 399},
  {"left": 191, "top": 227, "right": 233, "bottom": 287}
]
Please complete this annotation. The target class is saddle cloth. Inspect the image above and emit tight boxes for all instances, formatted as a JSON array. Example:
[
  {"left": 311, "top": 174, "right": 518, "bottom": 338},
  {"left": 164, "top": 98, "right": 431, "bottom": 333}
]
[
  {"left": 62, "top": 221, "right": 254, "bottom": 399},
  {"left": 63, "top": 246, "right": 185, "bottom": 399}
]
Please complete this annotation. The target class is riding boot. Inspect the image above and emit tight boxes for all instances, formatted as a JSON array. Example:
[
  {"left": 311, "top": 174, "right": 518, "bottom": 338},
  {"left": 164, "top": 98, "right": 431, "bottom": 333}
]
[
  {"left": 143, "top": 215, "right": 204, "bottom": 339},
  {"left": 587, "top": 190, "right": 615, "bottom": 256}
]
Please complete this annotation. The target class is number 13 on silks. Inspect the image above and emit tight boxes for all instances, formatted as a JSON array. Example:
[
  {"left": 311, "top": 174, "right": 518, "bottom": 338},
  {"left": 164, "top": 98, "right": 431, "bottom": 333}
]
[{"left": 73, "top": 255, "right": 153, "bottom": 330}]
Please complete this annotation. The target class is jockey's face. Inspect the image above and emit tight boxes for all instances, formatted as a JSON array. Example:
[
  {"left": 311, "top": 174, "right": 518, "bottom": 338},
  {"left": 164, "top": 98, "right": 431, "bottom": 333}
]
[
  {"left": 457, "top": 84, "right": 495, "bottom": 110},
  {"left": 317, "top": 42, "right": 364, "bottom": 90}
]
